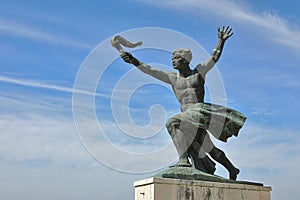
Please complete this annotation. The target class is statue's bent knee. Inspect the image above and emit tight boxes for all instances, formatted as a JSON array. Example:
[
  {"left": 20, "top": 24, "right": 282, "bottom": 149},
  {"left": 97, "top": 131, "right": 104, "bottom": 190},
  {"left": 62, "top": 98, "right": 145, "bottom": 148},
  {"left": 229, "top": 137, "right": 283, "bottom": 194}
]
[{"left": 166, "top": 117, "right": 180, "bottom": 137}]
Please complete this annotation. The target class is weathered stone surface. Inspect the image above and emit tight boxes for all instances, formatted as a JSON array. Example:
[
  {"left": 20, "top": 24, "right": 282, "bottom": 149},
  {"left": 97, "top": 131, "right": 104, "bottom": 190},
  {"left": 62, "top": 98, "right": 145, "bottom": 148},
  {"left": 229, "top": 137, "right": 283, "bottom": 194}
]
[{"left": 134, "top": 177, "right": 272, "bottom": 200}]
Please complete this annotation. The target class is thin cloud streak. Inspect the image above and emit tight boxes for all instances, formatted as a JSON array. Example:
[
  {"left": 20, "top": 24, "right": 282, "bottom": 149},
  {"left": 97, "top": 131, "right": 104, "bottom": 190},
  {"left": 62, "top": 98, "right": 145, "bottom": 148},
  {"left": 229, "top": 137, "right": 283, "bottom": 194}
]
[
  {"left": 0, "top": 75, "right": 105, "bottom": 98},
  {"left": 137, "top": 0, "right": 300, "bottom": 52},
  {"left": 0, "top": 17, "right": 92, "bottom": 49}
]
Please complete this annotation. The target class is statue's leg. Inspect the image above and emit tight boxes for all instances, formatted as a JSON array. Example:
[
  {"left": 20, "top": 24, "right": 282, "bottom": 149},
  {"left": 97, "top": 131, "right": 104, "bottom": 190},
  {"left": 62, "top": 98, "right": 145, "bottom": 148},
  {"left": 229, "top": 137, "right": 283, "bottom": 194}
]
[
  {"left": 171, "top": 128, "right": 192, "bottom": 167},
  {"left": 189, "top": 142, "right": 216, "bottom": 174},
  {"left": 198, "top": 133, "right": 239, "bottom": 180},
  {"left": 188, "top": 129, "right": 216, "bottom": 174},
  {"left": 166, "top": 116, "right": 191, "bottom": 167},
  {"left": 207, "top": 145, "right": 240, "bottom": 180}
]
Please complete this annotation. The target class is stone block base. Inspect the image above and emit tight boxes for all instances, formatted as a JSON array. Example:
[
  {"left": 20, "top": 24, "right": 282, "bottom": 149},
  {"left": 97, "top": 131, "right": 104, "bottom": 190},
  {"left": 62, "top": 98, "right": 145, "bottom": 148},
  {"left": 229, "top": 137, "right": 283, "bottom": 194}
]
[{"left": 134, "top": 177, "right": 271, "bottom": 200}]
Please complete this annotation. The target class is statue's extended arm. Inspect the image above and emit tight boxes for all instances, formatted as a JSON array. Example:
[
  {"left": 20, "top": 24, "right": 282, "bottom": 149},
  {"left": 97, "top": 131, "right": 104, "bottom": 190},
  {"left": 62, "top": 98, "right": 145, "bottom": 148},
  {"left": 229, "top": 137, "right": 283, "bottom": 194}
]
[
  {"left": 198, "top": 26, "right": 233, "bottom": 75},
  {"left": 121, "top": 52, "right": 171, "bottom": 84},
  {"left": 212, "top": 26, "right": 233, "bottom": 62}
]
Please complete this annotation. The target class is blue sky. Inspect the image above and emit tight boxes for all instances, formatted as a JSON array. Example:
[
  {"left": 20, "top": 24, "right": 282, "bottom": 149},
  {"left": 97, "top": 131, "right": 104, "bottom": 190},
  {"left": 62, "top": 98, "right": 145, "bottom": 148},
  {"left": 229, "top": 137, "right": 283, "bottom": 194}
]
[{"left": 1, "top": 0, "right": 300, "bottom": 199}]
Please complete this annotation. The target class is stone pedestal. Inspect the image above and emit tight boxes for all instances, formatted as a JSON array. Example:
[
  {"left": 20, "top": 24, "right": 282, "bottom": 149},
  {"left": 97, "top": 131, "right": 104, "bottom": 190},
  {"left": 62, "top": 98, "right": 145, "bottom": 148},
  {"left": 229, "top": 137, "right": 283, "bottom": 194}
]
[{"left": 134, "top": 177, "right": 272, "bottom": 200}]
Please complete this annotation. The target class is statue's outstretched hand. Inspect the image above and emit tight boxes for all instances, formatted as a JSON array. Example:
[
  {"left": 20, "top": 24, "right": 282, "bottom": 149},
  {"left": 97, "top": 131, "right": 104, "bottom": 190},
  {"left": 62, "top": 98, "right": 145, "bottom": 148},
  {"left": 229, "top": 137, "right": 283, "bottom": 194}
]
[
  {"left": 218, "top": 26, "right": 233, "bottom": 41},
  {"left": 120, "top": 51, "right": 141, "bottom": 66},
  {"left": 121, "top": 52, "right": 135, "bottom": 64}
]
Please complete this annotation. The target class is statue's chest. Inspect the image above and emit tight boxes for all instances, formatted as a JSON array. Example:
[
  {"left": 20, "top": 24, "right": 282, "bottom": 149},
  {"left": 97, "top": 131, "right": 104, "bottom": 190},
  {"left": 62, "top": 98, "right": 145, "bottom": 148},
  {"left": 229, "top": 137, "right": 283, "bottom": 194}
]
[{"left": 172, "top": 73, "right": 204, "bottom": 90}]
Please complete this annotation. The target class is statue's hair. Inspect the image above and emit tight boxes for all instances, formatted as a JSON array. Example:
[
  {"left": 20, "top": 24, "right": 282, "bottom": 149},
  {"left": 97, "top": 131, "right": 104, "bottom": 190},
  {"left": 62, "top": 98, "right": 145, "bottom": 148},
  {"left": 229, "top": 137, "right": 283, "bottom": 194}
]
[{"left": 172, "top": 48, "right": 192, "bottom": 63}]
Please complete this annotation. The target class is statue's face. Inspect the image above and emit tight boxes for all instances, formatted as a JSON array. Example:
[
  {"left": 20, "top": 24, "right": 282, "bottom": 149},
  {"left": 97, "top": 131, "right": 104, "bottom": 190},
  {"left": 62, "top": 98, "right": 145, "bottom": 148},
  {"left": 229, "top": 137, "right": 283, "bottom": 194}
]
[{"left": 172, "top": 55, "right": 188, "bottom": 70}]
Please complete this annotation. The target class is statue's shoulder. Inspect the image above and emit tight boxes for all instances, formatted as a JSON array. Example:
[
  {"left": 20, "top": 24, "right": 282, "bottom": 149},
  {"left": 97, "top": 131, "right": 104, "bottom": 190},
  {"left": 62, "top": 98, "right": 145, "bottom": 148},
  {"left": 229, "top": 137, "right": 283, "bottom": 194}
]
[
  {"left": 194, "top": 64, "right": 205, "bottom": 74},
  {"left": 166, "top": 72, "right": 178, "bottom": 82},
  {"left": 192, "top": 68, "right": 206, "bottom": 79},
  {"left": 167, "top": 72, "right": 177, "bottom": 77}
]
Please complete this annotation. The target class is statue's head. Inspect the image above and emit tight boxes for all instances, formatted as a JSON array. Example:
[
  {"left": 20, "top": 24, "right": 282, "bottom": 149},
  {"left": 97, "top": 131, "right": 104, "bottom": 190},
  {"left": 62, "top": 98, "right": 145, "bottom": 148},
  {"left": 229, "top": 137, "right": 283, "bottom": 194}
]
[{"left": 172, "top": 48, "right": 192, "bottom": 70}]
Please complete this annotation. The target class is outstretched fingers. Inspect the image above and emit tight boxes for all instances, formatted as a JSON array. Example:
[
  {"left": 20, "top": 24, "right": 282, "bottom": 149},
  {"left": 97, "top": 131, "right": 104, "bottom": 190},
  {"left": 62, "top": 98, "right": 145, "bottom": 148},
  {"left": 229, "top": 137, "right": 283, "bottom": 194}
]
[
  {"left": 224, "top": 26, "right": 232, "bottom": 34},
  {"left": 225, "top": 26, "right": 229, "bottom": 32},
  {"left": 217, "top": 26, "right": 234, "bottom": 40},
  {"left": 226, "top": 26, "right": 233, "bottom": 33},
  {"left": 227, "top": 27, "right": 234, "bottom": 37}
]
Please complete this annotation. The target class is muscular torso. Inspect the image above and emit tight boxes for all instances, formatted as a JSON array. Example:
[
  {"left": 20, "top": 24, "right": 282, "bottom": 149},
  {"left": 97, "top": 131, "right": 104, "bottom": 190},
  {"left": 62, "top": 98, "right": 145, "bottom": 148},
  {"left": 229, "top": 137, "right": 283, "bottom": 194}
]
[{"left": 169, "top": 70, "right": 205, "bottom": 109}]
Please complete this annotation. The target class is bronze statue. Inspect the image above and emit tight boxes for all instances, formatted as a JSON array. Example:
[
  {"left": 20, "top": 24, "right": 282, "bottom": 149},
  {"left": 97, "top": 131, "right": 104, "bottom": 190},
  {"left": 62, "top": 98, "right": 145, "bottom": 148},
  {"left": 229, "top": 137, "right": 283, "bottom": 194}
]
[{"left": 117, "top": 26, "right": 246, "bottom": 180}]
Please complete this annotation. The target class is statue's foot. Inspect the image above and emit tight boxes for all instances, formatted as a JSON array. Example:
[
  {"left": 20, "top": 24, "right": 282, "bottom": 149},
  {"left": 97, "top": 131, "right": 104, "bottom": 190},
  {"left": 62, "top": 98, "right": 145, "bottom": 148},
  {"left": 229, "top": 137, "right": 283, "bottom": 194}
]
[
  {"left": 229, "top": 168, "right": 240, "bottom": 180},
  {"left": 170, "top": 159, "right": 192, "bottom": 168}
]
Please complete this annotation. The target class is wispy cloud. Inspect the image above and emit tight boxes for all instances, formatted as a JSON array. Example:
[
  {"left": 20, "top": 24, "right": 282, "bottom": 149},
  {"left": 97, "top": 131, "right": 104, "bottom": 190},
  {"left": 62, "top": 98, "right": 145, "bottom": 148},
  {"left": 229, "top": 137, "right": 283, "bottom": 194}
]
[
  {"left": 0, "top": 114, "right": 94, "bottom": 168},
  {"left": 0, "top": 112, "right": 175, "bottom": 173},
  {"left": 0, "top": 17, "right": 92, "bottom": 49},
  {"left": 136, "top": 0, "right": 300, "bottom": 52},
  {"left": 0, "top": 75, "right": 105, "bottom": 97}
]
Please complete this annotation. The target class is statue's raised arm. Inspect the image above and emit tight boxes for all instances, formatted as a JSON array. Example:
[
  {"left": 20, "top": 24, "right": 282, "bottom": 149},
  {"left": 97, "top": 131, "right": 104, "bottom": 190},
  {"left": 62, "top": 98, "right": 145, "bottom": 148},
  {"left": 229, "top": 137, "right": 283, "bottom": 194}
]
[
  {"left": 111, "top": 35, "right": 172, "bottom": 84},
  {"left": 198, "top": 26, "right": 234, "bottom": 76},
  {"left": 213, "top": 26, "right": 234, "bottom": 62},
  {"left": 120, "top": 52, "right": 172, "bottom": 84}
]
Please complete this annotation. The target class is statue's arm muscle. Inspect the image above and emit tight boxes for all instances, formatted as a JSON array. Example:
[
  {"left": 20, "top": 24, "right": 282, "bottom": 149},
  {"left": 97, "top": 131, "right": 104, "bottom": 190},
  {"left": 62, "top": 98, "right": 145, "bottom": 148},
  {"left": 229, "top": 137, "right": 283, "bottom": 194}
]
[
  {"left": 121, "top": 52, "right": 171, "bottom": 84},
  {"left": 196, "top": 26, "right": 233, "bottom": 76},
  {"left": 135, "top": 62, "right": 171, "bottom": 84}
]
